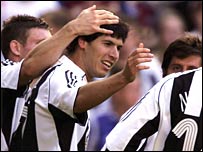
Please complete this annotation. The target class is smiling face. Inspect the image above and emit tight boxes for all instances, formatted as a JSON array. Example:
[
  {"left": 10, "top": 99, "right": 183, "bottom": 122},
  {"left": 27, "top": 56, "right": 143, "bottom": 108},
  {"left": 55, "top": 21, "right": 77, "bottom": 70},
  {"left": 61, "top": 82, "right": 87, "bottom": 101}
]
[
  {"left": 166, "top": 55, "right": 202, "bottom": 75},
  {"left": 81, "top": 35, "right": 123, "bottom": 80}
]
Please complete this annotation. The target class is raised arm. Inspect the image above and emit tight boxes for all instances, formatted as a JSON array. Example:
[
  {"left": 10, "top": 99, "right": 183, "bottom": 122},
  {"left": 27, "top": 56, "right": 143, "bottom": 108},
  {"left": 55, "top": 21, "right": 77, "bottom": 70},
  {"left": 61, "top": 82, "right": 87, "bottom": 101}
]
[
  {"left": 74, "top": 43, "right": 154, "bottom": 113},
  {"left": 19, "top": 5, "right": 119, "bottom": 86}
]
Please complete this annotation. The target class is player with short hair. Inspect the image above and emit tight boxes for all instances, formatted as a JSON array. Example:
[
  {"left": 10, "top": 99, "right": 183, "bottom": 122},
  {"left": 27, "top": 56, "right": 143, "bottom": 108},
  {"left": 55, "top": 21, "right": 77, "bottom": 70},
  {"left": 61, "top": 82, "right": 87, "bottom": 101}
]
[
  {"left": 102, "top": 67, "right": 202, "bottom": 151},
  {"left": 15, "top": 19, "right": 154, "bottom": 150},
  {"left": 1, "top": 5, "right": 120, "bottom": 151}
]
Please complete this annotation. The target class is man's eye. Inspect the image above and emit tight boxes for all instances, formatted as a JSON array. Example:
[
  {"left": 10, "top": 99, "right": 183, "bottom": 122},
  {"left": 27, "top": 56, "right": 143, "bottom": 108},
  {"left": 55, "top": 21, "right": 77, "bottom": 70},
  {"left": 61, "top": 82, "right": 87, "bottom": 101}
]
[
  {"left": 104, "top": 43, "right": 111, "bottom": 46},
  {"left": 172, "top": 66, "right": 181, "bottom": 72},
  {"left": 117, "top": 46, "right": 122, "bottom": 51}
]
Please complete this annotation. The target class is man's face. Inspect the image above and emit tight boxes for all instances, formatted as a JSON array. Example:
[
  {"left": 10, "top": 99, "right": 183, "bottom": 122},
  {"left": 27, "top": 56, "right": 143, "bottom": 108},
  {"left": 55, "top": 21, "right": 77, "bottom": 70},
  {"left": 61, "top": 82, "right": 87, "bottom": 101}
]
[
  {"left": 82, "top": 35, "right": 123, "bottom": 80},
  {"left": 19, "top": 28, "right": 52, "bottom": 60},
  {"left": 166, "top": 55, "right": 202, "bottom": 75}
]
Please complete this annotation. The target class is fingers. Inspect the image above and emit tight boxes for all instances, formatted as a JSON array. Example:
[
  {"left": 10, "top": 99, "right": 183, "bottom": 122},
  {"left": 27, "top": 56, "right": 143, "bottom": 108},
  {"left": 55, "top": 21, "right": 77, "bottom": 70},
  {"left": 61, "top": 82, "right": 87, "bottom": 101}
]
[
  {"left": 74, "top": 5, "right": 119, "bottom": 35},
  {"left": 95, "top": 12, "right": 119, "bottom": 21},
  {"left": 94, "top": 9, "right": 115, "bottom": 16},
  {"left": 94, "top": 11, "right": 119, "bottom": 34},
  {"left": 135, "top": 51, "right": 153, "bottom": 70},
  {"left": 130, "top": 43, "right": 151, "bottom": 56},
  {"left": 85, "top": 5, "right": 96, "bottom": 11},
  {"left": 85, "top": 5, "right": 118, "bottom": 19},
  {"left": 138, "top": 43, "right": 144, "bottom": 48},
  {"left": 88, "top": 6, "right": 119, "bottom": 34},
  {"left": 129, "top": 43, "right": 154, "bottom": 70},
  {"left": 96, "top": 28, "right": 115, "bottom": 35},
  {"left": 96, "top": 19, "right": 119, "bottom": 34}
]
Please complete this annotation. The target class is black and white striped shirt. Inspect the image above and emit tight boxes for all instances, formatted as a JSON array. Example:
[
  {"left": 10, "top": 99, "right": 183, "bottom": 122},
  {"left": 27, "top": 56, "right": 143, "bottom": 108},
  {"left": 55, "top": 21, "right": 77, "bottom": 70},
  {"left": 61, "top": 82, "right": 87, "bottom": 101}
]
[
  {"left": 103, "top": 67, "right": 202, "bottom": 151},
  {"left": 17, "top": 55, "right": 90, "bottom": 151},
  {"left": 1, "top": 60, "right": 28, "bottom": 151}
]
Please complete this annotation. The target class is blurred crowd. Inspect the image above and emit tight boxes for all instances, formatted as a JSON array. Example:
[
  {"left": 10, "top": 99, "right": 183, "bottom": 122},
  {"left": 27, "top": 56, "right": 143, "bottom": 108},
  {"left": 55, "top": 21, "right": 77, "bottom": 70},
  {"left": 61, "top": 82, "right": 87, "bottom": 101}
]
[{"left": 1, "top": 1, "right": 202, "bottom": 151}]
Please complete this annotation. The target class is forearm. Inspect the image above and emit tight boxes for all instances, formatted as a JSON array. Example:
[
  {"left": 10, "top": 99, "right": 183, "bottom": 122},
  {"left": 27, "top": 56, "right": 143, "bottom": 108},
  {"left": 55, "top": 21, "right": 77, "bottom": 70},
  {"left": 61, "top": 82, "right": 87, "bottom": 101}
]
[
  {"left": 19, "top": 23, "right": 77, "bottom": 86},
  {"left": 74, "top": 71, "right": 130, "bottom": 113}
]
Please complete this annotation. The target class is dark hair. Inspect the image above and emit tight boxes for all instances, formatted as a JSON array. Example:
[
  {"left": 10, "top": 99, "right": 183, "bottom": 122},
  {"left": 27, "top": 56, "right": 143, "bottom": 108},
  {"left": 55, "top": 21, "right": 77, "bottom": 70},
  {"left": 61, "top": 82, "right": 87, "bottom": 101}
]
[
  {"left": 1, "top": 14, "right": 50, "bottom": 59},
  {"left": 66, "top": 20, "right": 129, "bottom": 55},
  {"left": 161, "top": 33, "right": 202, "bottom": 77}
]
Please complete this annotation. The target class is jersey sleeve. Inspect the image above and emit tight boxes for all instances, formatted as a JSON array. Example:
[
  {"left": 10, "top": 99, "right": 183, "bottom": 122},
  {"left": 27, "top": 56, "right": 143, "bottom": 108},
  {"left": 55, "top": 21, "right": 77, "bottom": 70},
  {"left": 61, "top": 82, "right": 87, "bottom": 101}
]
[
  {"left": 103, "top": 74, "right": 176, "bottom": 151},
  {"left": 1, "top": 60, "right": 23, "bottom": 89},
  {"left": 103, "top": 82, "right": 161, "bottom": 150}
]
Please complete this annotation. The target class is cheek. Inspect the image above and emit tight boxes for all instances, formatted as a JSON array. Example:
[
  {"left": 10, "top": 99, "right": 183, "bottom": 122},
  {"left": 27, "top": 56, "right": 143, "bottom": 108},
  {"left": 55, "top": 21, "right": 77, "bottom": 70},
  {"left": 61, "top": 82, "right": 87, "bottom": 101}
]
[
  {"left": 87, "top": 47, "right": 103, "bottom": 59},
  {"left": 166, "top": 66, "right": 175, "bottom": 74},
  {"left": 24, "top": 43, "right": 37, "bottom": 52},
  {"left": 21, "top": 44, "right": 36, "bottom": 57}
]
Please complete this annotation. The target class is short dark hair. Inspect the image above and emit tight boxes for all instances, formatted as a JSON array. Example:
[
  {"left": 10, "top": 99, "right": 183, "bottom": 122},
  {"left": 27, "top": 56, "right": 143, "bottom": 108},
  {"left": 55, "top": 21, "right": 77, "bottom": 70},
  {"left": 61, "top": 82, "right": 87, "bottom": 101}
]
[
  {"left": 66, "top": 20, "right": 129, "bottom": 55},
  {"left": 1, "top": 14, "right": 50, "bottom": 59},
  {"left": 161, "top": 32, "right": 202, "bottom": 77}
]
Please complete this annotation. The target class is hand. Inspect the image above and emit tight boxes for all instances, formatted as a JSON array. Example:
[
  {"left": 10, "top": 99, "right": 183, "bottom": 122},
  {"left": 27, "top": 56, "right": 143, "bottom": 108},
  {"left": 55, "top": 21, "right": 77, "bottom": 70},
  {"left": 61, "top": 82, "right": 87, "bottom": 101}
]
[
  {"left": 122, "top": 43, "right": 154, "bottom": 82},
  {"left": 70, "top": 5, "right": 119, "bottom": 35}
]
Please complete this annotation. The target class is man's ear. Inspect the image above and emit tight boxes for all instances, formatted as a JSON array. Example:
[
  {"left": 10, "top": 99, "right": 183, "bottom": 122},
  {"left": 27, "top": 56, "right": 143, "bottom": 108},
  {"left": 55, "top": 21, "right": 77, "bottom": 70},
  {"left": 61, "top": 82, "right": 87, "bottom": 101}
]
[
  {"left": 9, "top": 40, "right": 21, "bottom": 56},
  {"left": 78, "top": 37, "right": 86, "bottom": 49}
]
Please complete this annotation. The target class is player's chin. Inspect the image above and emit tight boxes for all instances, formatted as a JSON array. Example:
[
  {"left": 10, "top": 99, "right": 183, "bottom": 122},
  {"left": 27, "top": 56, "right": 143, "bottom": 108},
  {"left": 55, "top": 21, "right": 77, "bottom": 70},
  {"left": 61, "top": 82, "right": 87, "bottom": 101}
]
[{"left": 96, "top": 70, "right": 110, "bottom": 78}]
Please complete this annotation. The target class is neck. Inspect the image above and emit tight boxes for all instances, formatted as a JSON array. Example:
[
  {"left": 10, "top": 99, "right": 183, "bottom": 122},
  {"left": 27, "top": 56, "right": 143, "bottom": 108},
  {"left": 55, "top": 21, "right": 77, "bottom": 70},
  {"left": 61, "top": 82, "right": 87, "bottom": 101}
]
[{"left": 67, "top": 53, "right": 92, "bottom": 82}]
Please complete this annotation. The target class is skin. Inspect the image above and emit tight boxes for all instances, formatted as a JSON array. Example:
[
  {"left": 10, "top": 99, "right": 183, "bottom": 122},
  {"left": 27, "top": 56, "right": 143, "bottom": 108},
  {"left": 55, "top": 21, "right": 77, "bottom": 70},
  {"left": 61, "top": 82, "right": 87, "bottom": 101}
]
[
  {"left": 79, "top": 35, "right": 123, "bottom": 81},
  {"left": 4, "top": 5, "right": 120, "bottom": 87},
  {"left": 1, "top": 5, "right": 120, "bottom": 151},
  {"left": 166, "top": 55, "right": 202, "bottom": 75},
  {"left": 110, "top": 28, "right": 142, "bottom": 117},
  {"left": 9, "top": 28, "right": 51, "bottom": 62},
  {"left": 70, "top": 41, "right": 154, "bottom": 113}
]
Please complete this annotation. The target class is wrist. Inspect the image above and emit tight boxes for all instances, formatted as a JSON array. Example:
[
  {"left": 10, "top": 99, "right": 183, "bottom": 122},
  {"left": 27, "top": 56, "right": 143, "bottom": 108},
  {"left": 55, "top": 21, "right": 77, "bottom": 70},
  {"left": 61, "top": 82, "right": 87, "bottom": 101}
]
[{"left": 64, "top": 20, "right": 78, "bottom": 38}]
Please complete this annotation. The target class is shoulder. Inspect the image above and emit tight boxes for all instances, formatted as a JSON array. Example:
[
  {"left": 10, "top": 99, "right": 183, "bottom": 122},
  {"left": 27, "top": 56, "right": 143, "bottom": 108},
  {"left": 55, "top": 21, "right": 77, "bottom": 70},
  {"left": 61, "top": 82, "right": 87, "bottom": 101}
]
[
  {"left": 1, "top": 60, "right": 25, "bottom": 89},
  {"left": 148, "top": 68, "right": 202, "bottom": 98},
  {"left": 1, "top": 59, "right": 16, "bottom": 66},
  {"left": 165, "top": 68, "right": 202, "bottom": 88},
  {"left": 1, "top": 59, "right": 23, "bottom": 74}
]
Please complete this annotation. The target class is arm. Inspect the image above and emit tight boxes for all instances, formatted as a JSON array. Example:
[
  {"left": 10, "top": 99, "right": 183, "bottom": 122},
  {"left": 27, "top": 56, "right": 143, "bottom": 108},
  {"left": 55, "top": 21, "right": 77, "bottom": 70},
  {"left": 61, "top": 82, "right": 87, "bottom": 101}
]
[
  {"left": 74, "top": 43, "right": 154, "bottom": 113},
  {"left": 19, "top": 5, "right": 119, "bottom": 86}
]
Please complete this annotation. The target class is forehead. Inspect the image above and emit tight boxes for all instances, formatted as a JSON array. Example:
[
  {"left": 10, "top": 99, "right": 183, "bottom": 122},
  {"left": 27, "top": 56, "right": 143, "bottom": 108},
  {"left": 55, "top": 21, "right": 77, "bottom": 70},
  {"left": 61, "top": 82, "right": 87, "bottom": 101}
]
[
  {"left": 170, "top": 55, "right": 202, "bottom": 65},
  {"left": 96, "top": 35, "right": 124, "bottom": 46},
  {"left": 27, "top": 28, "right": 51, "bottom": 40}
]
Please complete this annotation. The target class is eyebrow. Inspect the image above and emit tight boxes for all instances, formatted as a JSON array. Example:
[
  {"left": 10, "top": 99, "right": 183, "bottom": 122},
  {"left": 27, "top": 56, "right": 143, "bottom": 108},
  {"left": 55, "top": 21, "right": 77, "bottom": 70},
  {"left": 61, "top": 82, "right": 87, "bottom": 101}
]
[{"left": 102, "top": 39, "right": 123, "bottom": 48}]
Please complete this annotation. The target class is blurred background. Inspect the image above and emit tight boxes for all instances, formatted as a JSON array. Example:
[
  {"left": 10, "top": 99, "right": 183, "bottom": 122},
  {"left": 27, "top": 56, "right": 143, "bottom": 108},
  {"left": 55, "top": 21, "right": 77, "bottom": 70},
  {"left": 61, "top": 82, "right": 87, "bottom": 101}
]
[{"left": 1, "top": 1, "right": 202, "bottom": 62}]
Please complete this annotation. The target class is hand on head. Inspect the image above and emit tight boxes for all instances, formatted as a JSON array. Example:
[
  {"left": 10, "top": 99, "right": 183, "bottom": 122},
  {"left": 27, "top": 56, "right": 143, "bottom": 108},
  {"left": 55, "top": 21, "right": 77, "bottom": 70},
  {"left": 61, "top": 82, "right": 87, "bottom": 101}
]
[{"left": 71, "top": 5, "right": 119, "bottom": 35}]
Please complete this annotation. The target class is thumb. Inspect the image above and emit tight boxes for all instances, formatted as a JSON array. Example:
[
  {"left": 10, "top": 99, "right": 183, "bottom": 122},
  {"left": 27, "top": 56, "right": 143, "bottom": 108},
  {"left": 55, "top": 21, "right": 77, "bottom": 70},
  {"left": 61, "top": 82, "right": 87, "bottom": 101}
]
[
  {"left": 87, "top": 5, "right": 96, "bottom": 11},
  {"left": 138, "top": 43, "right": 144, "bottom": 48}
]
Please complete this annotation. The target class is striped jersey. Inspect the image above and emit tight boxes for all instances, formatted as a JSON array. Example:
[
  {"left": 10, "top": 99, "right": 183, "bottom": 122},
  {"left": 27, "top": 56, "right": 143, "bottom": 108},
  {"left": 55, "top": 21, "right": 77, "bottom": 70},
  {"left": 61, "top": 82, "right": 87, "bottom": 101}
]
[
  {"left": 102, "top": 67, "right": 202, "bottom": 151},
  {"left": 1, "top": 59, "right": 28, "bottom": 150},
  {"left": 19, "top": 55, "right": 90, "bottom": 151}
]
